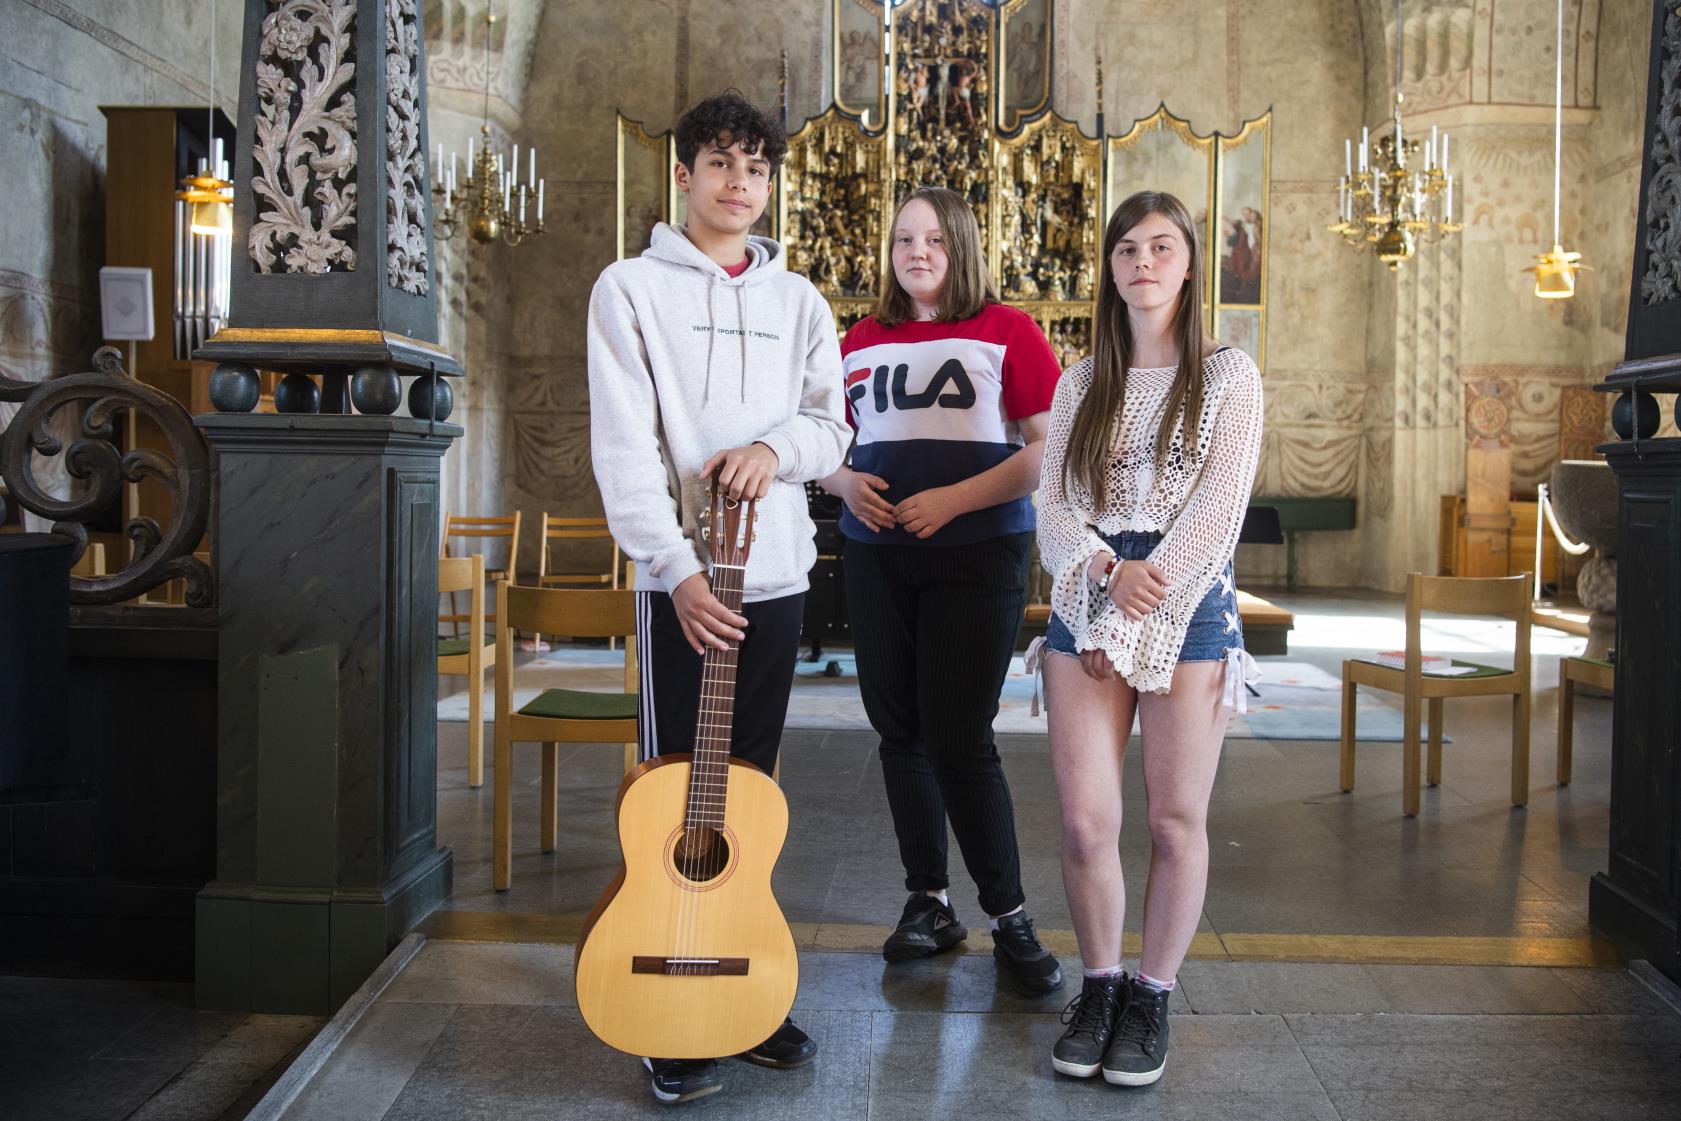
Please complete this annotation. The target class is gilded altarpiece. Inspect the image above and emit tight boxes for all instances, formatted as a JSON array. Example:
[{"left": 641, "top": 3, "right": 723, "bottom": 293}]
[{"left": 612, "top": 0, "right": 1270, "bottom": 370}]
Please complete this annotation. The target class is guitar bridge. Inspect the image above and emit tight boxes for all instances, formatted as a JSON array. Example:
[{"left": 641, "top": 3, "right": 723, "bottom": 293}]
[{"left": 631, "top": 956, "right": 750, "bottom": 976}]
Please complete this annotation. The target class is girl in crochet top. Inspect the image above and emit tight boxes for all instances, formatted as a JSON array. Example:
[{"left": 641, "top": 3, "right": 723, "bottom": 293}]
[{"left": 1033, "top": 191, "right": 1263, "bottom": 1087}]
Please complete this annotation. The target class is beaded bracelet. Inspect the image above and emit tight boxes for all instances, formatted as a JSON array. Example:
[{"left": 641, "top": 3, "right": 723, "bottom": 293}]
[{"left": 1094, "top": 553, "right": 1122, "bottom": 594}]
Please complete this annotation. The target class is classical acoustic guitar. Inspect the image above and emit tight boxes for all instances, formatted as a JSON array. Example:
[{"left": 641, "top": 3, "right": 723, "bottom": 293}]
[{"left": 575, "top": 486, "right": 798, "bottom": 1059}]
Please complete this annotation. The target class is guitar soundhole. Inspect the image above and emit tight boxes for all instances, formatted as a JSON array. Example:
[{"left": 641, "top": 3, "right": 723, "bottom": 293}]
[{"left": 672, "top": 826, "right": 731, "bottom": 883}]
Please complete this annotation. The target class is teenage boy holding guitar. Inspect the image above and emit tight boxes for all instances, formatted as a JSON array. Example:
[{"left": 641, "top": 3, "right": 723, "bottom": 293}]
[{"left": 586, "top": 89, "right": 850, "bottom": 1105}]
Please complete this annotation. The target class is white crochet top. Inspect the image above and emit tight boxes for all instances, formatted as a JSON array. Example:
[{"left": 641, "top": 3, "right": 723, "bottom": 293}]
[{"left": 1035, "top": 347, "right": 1264, "bottom": 699}]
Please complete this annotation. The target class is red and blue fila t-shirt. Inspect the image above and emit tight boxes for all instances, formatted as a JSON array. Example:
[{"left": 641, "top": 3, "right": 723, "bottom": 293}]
[{"left": 840, "top": 302, "right": 1062, "bottom": 546}]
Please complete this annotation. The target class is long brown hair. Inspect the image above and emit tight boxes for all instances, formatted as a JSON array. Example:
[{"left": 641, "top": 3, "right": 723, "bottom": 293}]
[
  {"left": 875, "top": 186, "right": 998, "bottom": 327},
  {"left": 1064, "top": 190, "right": 1209, "bottom": 510}
]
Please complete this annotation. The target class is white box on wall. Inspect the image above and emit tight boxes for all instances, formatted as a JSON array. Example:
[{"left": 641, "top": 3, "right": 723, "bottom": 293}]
[{"left": 99, "top": 266, "right": 154, "bottom": 341}]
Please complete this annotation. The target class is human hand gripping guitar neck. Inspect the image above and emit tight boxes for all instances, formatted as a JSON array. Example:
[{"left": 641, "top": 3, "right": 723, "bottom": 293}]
[{"left": 669, "top": 440, "right": 780, "bottom": 655}]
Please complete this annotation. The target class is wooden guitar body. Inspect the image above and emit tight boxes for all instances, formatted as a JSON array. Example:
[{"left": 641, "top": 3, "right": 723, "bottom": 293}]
[{"left": 575, "top": 753, "right": 798, "bottom": 1058}]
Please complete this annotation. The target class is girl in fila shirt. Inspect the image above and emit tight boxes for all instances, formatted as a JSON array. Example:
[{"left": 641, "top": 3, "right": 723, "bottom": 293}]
[
  {"left": 1034, "top": 191, "right": 1262, "bottom": 1088},
  {"left": 819, "top": 186, "right": 1063, "bottom": 996}
]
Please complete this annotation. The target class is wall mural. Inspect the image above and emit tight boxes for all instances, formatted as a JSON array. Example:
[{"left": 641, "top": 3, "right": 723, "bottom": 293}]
[
  {"left": 249, "top": 0, "right": 359, "bottom": 275},
  {"left": 387, "top": 0, "right": 430, "bottom": 295}
]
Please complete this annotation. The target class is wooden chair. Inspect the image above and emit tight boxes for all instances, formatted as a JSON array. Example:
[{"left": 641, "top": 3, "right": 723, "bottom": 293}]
[
  {"left": 441, "top": 512, "right": 521, "bottom": 637},
  {"left": 439, "top": 554, "right": 495, "bottom": 788},
  {"left": 493, "top": 579, "right": 639, "bottom": 892},
  {"left": 1340, "top": 573, "right": 1533, "bottom": 816},
  {"left": 536, "top": 514, "right": 623, "bottom": 649},
  {"left": 1557, "top": 655, "right": 1614, "bottom": 787}
]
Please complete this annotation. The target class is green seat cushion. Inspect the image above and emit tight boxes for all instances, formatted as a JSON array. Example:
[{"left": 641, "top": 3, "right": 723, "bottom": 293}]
[
  {"left": 437, "top": 636, "right": 494, "bottom": 657},
  {"left": 518, "top": 688, "right": 638, "bottom": 720},
  {"left": 1569, "top": 655, "right": 1614, "bottom": 670}
]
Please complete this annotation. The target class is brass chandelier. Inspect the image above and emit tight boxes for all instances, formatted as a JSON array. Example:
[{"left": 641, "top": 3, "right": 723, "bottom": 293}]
[
  {"left": 431, "top": 5, "right": 545, "bottom": 247},
  {"left": 1329, "top": 0, "right": 1460, "bottom": 270},
  {"left": 178, "top": 1, "right": 233, "bottom": 237},
  {"left": 1524, "top": 0, "right": 1588, "bottom": 298}
]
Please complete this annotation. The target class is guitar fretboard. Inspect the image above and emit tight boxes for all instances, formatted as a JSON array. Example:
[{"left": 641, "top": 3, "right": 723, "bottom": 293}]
[{"left": 688, "top": 560, "right": 744, "bottom": 830}]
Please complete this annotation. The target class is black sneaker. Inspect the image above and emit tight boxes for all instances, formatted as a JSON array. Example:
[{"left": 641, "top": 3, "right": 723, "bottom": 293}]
[
  {"left": 736, "top": 1016, "right": 818, "bottom": 1069},
  {"left": 1102, "top": 976, "right": 1171, "bottom": 1086},
  {"left": 1051, "top": 973, "right": 1127, "bottom": 1078},
  {"left": 990, "top": 911, "right": 1064, "bottom": 995},
  {"left": 643, "top": 1057, "right": 723, "bottom": 1104},
  {"left": 882, "top": 891, "right": 967, "bottom": 962}
]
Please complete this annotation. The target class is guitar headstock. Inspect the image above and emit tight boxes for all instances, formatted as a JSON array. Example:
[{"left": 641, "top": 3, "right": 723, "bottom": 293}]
[{"left": 699, "top": 484, "right": 757, "bottom": 568}]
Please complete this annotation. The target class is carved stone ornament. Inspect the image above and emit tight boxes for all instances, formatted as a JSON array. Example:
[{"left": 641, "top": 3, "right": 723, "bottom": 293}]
[
  {"left": 386, "top": 0, "right": 429, "bottom": 294},
  {"left": 0, "top": 348, "right": 213, "bottom": 607},
  {"left": 1642, "top": 2, "right": 1681, "bottom": 306},
  {"left": 250, "top": 0, "right": 359, "bottom": 275}
]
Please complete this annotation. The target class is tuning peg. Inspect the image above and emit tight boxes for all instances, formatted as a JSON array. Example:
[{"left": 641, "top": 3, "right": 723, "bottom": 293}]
[{"left": 700, "top": 526, "right": 711, "bottom": 542}]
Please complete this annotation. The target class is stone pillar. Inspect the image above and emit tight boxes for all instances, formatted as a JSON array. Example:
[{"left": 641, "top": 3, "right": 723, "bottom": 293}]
[
  {"left": 194, "top": 414, "right": 460, "bottom": 1013},
  {"left": 189, "top": 1, "right": 463, "bottom": 1012}
]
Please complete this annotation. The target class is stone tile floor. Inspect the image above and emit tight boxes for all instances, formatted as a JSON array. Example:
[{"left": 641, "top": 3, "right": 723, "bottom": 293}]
[
  {"left": 0, "top": 977, "right": 321, "bottom": 1121},
  {"left": 276, "top": 941, "right": 1681, "bottom": 1121},
  {"left": 10, "top": 589, "right": 1673, "bottom": 1120}
]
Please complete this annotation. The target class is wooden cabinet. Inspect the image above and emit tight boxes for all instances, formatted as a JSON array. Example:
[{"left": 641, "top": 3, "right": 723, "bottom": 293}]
[{"left": 1438, "top": 495, "right": 1567, "bottom": 587}]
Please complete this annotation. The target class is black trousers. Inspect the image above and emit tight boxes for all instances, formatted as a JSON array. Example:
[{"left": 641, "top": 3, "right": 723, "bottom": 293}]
[
  {"left": 843, "top": 533, "right": 1031, "bottom": 917},
  {"left": 635, "top": 590, "right": 804, "bottom": 776}
]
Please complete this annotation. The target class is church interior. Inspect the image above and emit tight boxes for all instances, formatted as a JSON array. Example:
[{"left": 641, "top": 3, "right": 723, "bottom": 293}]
[{"left": 2, "top": 0, "right": 1680, "bottom": 1117}]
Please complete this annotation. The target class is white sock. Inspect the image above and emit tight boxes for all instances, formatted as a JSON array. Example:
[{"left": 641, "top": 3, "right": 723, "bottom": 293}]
[
  {"left": 987, "top": 905, "right": 1023, "bottom": 932},
  {"left": 924, "top": 889, "right": 949, "bottom": 906},
  {"left": 1082, "top": 965, "right": 1125, "bottom": 979},
  {"left": 1137, "top": 971, "right": 1176, "bottom": 992}
]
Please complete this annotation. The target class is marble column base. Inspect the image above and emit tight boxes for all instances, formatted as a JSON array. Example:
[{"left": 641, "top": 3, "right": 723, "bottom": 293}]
[{"left": 193, "top": 414, "right": 461, "bottom": 1014}]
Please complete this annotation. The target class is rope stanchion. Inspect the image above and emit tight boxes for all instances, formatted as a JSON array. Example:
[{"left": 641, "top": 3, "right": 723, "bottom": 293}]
[{"left": 1533, "top": 482, "right": 1592, "bottom": 602}]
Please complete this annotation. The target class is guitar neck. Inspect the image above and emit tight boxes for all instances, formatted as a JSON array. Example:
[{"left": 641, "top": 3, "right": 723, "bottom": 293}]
[{"left": 688, "top": 560, "right": 745, "bottom": 830}]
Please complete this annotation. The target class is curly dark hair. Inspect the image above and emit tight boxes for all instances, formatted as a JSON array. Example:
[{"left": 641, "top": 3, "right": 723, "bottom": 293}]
[{"left": 673, "top": 89, "right": 788, "bottom": 171}]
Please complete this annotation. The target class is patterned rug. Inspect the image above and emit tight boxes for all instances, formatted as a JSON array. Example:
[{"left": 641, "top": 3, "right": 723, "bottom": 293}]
[{"left": 438, "top": 650, "right": 1419, "bottom": 742}]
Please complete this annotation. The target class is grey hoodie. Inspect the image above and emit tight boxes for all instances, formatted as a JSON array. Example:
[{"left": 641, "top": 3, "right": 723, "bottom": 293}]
[{"left": 587, "top": 223, "right": 851, "bottom": 602}]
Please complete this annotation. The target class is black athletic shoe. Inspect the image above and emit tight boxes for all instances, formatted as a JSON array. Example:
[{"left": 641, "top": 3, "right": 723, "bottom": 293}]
[
  {"left": 643, "top": 1057, "right": 723, "bottom": 1104},
  {"left": 882, "top": 891, "right": 967, "bottom": 962},
  {"left": 1102, "top": 976, "right": 1171, "bottom": 1086},
  {"left": 1051, "top": 972, "right": 1127, "bottom": 1078},
  {"left": 736, "top": 1016, "right": 818, "bottom": 1069},
  {"left": 990, "top": 911, "right": 1064, "bottom": 995}
]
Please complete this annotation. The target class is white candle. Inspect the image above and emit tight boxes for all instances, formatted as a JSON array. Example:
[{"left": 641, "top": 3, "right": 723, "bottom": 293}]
[
  {"left": 537, "top": 179, "right": 544, "bottom": 222},
  {"left": 512, "top": 144, "right": 519, "bottom": 188},
  {"left": 451, "top": 152, "right": 458, "bottom": 189},
  {"left": 1441, "top": 133, "right": 1449, "bottom": 173},
  {"left": 1430, "top": 125, "right": 1438, "bottom": 170},
  {"left": 468, "top": 136, "right": 475, "bottom": 168},
  {"left": 529, "top": 146, "right": 536, "bottom": 186},
  {"left": 1361, "top": 126, "right": 1369, "bottom": 171},
  {"left": 1345, "top": 138, "right": 1352, "bottom": 177},
  {"left": 520, "top": 190, "right": 526, "bottom": 225},
  {"left": 504, "top": 173, "right": 511, "bottom": 212}
]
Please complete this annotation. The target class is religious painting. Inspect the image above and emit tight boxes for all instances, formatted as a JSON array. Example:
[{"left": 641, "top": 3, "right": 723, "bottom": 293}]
[
  {"left": 1214, "top": 119, "right": 1268, "bottom": 308},
  {"left": 1216, "top": 308, "right": 1262, "bottom": 366},
  {"left": 1001, "top": 0, "right": 1051, "bottom": 132},
  {"left": 834, "top": 0, "right": 886, "bottom": 130},
  {"left": 616, "top": 114, "right": 666, "bottom": 260},
  {"left": 1106, "top": 110, "right": 1214, "bottom": 258}
]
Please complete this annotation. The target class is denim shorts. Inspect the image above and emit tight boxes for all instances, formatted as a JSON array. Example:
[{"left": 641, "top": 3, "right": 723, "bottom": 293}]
[{"left": 1044, "top": 531, "right": 1243, "bottom": 662}]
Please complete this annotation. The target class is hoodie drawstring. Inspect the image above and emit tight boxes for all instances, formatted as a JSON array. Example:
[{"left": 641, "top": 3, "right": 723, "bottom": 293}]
[
  {"left": 735, "top": 284, "right": 748, "bottom": 403},
  {"left": 701, "top": 278, "right": 718, "bottom": 406}
]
